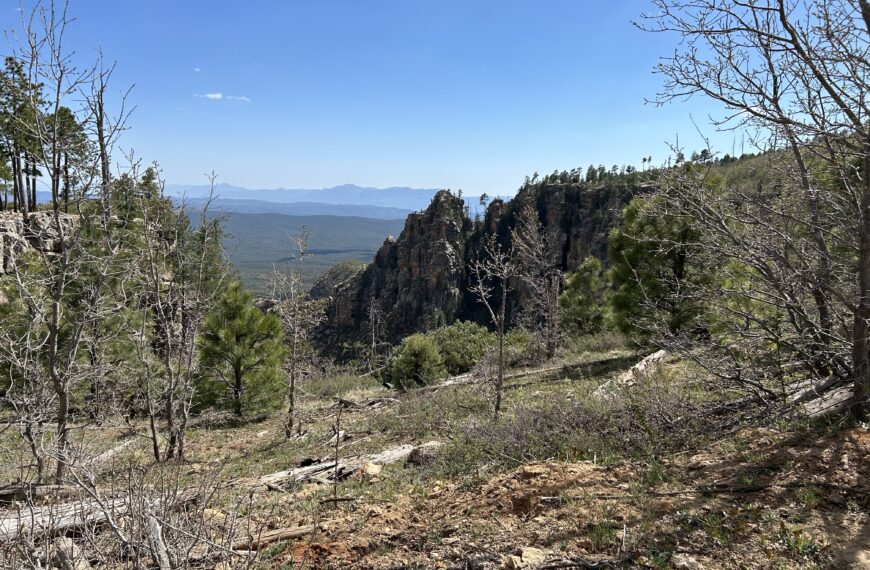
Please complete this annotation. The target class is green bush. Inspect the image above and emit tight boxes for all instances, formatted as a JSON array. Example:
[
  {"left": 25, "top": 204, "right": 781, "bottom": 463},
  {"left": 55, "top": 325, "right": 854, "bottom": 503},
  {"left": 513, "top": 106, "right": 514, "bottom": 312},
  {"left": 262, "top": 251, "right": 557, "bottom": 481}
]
[
  {"left": 428, "top": 321, "right": 493, "bottom": 375},
  {"left": 388, "top": 333, "right": 446, "bottom": 390}
]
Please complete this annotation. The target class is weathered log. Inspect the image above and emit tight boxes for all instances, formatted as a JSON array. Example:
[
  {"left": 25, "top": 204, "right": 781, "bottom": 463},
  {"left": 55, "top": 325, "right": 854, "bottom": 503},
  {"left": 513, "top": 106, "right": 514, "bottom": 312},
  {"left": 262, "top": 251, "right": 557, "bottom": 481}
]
[
  {"left": 0, "top": 483, "right": 82, "bottom": 505},
  {"left": 254, "top": 441, "right": 442, "bottom": 491},
  {"left": 593, "top": 350, "right": 667, "bottom": 400},
  {"left": 0, "top": 497, "right": 129, "bottom": 542},
  {"left": 88, "top": 437, "right": 138, "bottom": 467},
  {"left": 232, "top": 524, "right": 317, "bottom": 550},
  {"left": 0, "top": 488, "right": 199, "bottom": 543}
]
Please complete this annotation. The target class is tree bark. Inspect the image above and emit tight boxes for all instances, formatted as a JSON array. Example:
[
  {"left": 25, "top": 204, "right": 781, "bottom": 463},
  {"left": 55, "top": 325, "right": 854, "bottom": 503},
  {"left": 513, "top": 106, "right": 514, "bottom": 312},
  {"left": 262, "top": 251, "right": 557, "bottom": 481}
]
[
  {"left": 495, "top": 279, "right": 506, "bottom": 418},
  {"left": 15, "top": 152, "right": 26, "bottom": 217},
  {"left": 234, "top": 366, "right": 243, "bottom": 417}
]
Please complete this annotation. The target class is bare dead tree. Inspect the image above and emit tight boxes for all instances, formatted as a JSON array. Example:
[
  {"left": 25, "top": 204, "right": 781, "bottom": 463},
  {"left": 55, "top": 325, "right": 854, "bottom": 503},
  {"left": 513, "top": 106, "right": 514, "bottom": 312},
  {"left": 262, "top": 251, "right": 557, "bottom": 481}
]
[
  {"left": 268, "top": 226, "right": 326, "bottom": 438},
  {"left": 136, "top": 170, "right": 227, "bottom": 461},
  {"left": 636, "top": 0, "right": 870, "bottom": 415},
  {"left": 364, "top": 295, "right": 390, "bottom": 376},
  {"left": 471, "top": 236, "right": 516, "bottom": 418},
  {"left": 511, "top": 204, "right": 563, "bottom": 359}
]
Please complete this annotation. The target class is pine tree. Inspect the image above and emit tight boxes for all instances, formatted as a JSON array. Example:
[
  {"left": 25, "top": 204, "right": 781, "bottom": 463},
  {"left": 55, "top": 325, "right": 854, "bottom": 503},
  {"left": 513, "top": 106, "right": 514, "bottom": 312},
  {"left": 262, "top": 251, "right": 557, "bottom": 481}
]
[{"left": 199, "top": 283, "right": 285, "bottom": 416}]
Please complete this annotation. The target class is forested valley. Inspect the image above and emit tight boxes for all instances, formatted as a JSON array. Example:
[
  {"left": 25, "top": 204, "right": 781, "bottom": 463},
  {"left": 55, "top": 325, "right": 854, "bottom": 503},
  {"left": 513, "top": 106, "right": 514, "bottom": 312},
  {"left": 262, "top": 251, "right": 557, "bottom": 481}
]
[{"left": 0, "top": 1, "right": 869, "bottom": 568}]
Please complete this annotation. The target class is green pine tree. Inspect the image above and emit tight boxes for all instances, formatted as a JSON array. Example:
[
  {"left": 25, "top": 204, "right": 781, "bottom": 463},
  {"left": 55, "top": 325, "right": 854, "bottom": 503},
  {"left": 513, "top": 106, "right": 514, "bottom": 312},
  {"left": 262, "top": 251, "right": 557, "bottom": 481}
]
[
  {"left": 199, "top": 282, "right": 285, "bottom": 416},
  {"left": 607, "top": 196, "right": 707, "bottom": 340},
  {"left": 559, "top": 257, "right": 607, "bottom": 337}
]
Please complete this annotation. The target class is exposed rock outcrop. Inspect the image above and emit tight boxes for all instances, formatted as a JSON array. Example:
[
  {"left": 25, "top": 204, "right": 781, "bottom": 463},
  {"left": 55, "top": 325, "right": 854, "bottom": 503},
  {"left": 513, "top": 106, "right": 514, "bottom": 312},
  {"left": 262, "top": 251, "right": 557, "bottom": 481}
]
[
  {"left": 318, "top": 190, "right": 473, "bottom": 347},
  {"left": 317, "top": 181, "right": 645, "bottom": 351},
  {"left": 0, "top": 211, "right": 78, "bottom": 274}
]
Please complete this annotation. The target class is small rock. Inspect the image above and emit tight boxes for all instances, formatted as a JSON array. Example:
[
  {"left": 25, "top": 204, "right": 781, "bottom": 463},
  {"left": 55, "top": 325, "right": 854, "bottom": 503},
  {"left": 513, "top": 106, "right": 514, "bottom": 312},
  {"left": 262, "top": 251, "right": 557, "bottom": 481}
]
[
  {"left": 518, "top": 465, "right": 549, "bottom": 480},
  {"left": 408, "top": 441, "right": 443, "bottom": 466},
  {"left": 671, "top": 553, "right": 705, "bottom": 569},
  {"left": 519, "top": 547, "right": 546, "bottom": 566},
  {"left": 362, "top": 462, "right": 382, "bottom": 476},
  {"left": 851, "top": 549, "right": 870, "bottom": 569},
  {"left": 502, "top": 547, "right": 546, "bottom": 568}
]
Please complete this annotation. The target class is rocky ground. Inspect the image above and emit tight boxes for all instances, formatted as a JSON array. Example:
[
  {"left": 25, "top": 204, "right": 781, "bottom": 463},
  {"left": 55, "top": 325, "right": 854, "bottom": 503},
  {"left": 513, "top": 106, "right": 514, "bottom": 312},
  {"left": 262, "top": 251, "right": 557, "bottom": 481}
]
[{"left": 265, "top": 427, "right": 870, "bottom": 569}]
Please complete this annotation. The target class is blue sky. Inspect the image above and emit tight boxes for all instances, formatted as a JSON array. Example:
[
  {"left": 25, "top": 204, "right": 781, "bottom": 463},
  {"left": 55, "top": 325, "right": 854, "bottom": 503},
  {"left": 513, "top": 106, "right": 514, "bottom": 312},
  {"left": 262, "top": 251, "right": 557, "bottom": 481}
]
[{"left": 4, "top": 1, "right": 739, "bottom": 196}]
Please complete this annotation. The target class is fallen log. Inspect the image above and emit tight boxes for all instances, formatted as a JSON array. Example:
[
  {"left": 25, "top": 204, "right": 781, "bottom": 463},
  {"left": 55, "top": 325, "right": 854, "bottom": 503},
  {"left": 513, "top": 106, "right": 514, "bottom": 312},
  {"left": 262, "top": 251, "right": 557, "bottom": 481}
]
[
  {"left": 593, "top": 350, "right": 667, "bottom": 400},
  {"left": 0, "top": 483, "right": 82, "bottom": 505},
  {"left": 0, "top": 488, "right": 199, "bottom": 543},
  {"left": 233, "top": 524, "right": 317, "bottom": 550},
  {"left": 88, "top": 437, "right": 138, "bottom": 467},
  {"left": 254, "top": 441, "right": 442, "bottom": 491},
  {"left": 0, "top": 497, "right": 129, "bottom": 542}
]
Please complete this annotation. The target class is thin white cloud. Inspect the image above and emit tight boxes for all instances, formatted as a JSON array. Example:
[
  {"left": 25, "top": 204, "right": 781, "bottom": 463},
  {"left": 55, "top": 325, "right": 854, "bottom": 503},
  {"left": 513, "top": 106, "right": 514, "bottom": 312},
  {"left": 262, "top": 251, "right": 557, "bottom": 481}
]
[
  {"left": 193, "top": 67, "right": 201, "bottom": 72},
  {"left": 194, "top": 93, "right": 250, "bottom": 103}
]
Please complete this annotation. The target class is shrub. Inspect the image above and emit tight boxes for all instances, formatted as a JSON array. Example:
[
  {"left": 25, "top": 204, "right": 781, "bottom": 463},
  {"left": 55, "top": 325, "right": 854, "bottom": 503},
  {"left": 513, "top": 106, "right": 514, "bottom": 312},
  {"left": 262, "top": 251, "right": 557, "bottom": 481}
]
[
  {"left": 388, "top": 333, "right": 446, "bottom": 390},
  {"left": 428, "top": 321, "right": 493, "bottom": 375},
  {"left": 435, "top": 364, "right": 727, "bottom": 478},
  {"left": 504, "top": 327, "right": 545, "bottom": 367}
]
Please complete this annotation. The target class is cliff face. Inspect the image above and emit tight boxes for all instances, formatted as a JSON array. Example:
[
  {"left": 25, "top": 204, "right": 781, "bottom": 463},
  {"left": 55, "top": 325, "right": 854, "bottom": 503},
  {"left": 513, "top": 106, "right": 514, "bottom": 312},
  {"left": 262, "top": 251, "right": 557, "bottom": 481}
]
[
  {"left": 319, "top": 191, "right": 473, "bottom": 347},
  {"left": 317, "top": 181, "right": 642, "bottom": 350},
  {"left": 0, "top": 211, "right": 78, "bottom": 274}
]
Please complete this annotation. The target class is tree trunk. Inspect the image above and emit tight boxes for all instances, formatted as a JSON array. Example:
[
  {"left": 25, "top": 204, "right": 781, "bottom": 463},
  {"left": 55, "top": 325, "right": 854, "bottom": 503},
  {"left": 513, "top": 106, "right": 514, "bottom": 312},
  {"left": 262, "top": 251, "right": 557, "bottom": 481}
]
[
  {"left": 285, "top": 369, "right": 296, "bottom": 439},
  {"left": 96, "top": 93, "right": 112, "bottom": 220},
  {"left": 234, "top": 367, "right": 243, "bottom": 417},
  {"left": 29, "top": 155, "right": 36, "bottom": 211},
  {"left": 62, "top": 152, "right": 69, "bottom": 213},
  {"left": 23, "top": 421, "right": 45, "bottom": 484},
  {"left": 48, "top": 284, "right": 70, "bottom": 482},
  {"left": 285, "top": 329, "right": 299, "bottom": 438},
  {"left": 494, "top": 281, "right": 506, "bottom": 419},
  {"left": 852, "top": 145, "right": 870, "bottom": 419},
  {"left": 10, "top": 150, "right": 19, "bottom": 212},
  {"left": 54, "top": 381, "right": 69, "bottom": 482},
  {"left": 15, "top": 152, "right": 27, "bottom": 217},
  {"left": 163, "top": 365, "right": 177, "bottom": 460}
]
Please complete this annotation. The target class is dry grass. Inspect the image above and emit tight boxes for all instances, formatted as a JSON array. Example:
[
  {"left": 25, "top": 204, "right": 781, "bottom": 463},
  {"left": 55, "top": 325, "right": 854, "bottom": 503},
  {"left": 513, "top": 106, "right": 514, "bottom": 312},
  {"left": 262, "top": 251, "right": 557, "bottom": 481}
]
[{"left": 1, "top": 339, "right": 866, "bottom": 569}]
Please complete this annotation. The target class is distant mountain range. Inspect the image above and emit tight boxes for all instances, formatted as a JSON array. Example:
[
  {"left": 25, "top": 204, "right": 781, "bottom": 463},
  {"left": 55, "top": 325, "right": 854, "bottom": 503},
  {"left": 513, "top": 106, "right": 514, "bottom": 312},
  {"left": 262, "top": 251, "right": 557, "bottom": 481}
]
[{"left": 164, "top": 183, "right": 451, "bottom": 214}]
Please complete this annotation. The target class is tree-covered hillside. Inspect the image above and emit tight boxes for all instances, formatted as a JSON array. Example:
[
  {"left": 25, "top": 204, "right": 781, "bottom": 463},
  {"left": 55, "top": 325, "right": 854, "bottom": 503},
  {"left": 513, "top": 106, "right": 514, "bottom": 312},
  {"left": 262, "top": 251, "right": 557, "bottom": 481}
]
[{"left": 218, "top": 212, "right": 404, "bottom": 292}]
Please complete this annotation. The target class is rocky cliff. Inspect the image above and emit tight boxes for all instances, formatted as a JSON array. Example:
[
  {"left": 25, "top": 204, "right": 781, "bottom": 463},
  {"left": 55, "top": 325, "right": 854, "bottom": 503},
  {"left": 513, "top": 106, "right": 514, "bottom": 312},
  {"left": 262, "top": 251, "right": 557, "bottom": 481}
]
[
  {"left": 0, "top": 211, "right": 78, "bottom": 275},
  {"left": 316, "top": 180, "right": 646, "bottom": 351}
]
